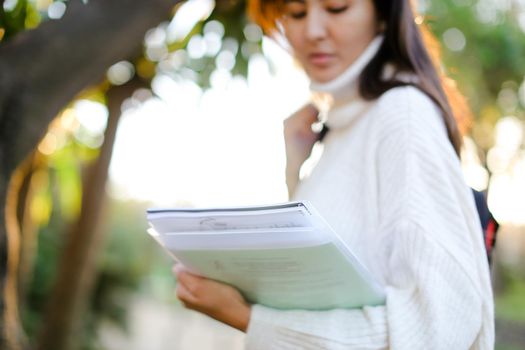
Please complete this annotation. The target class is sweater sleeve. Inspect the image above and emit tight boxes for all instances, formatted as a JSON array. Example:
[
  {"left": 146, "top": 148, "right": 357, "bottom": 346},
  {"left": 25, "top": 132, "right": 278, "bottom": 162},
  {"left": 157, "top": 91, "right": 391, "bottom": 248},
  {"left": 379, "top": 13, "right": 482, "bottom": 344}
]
[
  {"left": 244, "top": 87, "right": 492, "bottom": 349},
  {"left": 245, "top": 221, "right": 484, "bottom": 349}
]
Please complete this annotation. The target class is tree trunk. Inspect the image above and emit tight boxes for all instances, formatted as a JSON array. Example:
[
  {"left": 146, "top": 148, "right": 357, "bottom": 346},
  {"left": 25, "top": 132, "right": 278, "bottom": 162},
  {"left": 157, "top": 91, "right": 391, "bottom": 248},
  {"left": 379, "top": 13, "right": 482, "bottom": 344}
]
[
  {"left": 16, "top": 153, "right": 40, "bottom": 317},
  {"left": 3, "top": 156, "right": 33, "bottom": 350},
  {"left": 1, "top": 184, "right": 11, "bottom": 348},
  {"left": 0, "top": 0, "right": 181, "bottom": 348},
  {"left": 0, "top": 188, "right": 5, "bottom": 343},
  {"left": 0, "top": 0, "right": 181, "bottom": 175},
  {"left": 37, "top": 79, "right": 145, "bottom": 350}
]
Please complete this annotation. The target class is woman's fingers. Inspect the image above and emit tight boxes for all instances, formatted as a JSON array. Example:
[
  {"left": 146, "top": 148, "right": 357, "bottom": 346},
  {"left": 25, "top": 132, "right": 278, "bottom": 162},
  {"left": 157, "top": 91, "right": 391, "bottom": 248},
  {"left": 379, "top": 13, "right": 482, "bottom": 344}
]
[
  {"left": 302, "top": 104, "right": 320, "bottom": 123},
  {"left": 178, "top": 270, "right": 205, "bottom": 295},
  {"left": 285, "top": 104, "right": 318, "bottom": 132},
  {"left": 296, "top": 103, "right": 319, "bottom": 120},
  {"left": 173, "top": 268, "right": 252, "bottom": 331},
  {"left": 172, "top": 263, "right": 189, "bottom": 275},
  {"left": 175, "top": 270, "right": 209, "bottom": 309},
  {"left": 173, "top": 264, "right": 204, "bottom": 293},
  {"left": 176, "top": 279, "right": 197, "bottom": 305}
]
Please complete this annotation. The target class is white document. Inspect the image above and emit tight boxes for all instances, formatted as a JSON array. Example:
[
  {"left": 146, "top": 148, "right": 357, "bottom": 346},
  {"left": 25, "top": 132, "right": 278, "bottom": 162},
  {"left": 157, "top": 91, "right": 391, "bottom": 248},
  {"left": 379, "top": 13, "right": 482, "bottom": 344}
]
[{"left": 147, "top": 201, "right": 385, "bottom": 310}]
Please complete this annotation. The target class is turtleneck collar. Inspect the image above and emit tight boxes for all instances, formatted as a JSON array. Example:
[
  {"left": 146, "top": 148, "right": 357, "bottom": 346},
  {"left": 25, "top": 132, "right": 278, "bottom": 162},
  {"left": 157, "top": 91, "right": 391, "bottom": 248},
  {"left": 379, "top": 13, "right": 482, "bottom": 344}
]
[{"left": 309, "top": 36, "right": 384, "bottom": 130}]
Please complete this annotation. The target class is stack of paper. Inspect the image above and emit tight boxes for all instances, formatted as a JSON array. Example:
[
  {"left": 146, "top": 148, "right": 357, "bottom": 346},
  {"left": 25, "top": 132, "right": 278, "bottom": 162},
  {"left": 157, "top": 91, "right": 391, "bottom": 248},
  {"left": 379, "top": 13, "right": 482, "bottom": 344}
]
[{"left": 147, "top": 201, "right": 385, "bottom": 310}]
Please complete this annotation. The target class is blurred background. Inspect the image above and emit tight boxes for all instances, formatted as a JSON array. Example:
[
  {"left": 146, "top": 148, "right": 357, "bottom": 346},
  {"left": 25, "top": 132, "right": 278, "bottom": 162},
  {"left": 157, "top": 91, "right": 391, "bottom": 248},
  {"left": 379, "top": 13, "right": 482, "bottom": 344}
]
[{"left": 0, "top": 0, "right": 524, "bottom": 349}]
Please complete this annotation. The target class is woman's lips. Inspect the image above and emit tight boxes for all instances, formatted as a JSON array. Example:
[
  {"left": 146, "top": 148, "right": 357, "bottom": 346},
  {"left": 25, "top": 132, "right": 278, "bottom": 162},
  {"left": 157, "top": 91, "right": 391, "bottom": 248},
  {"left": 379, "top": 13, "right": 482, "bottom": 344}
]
[{"left": 308, "top": 53, "right": 335, "bottom": 67}]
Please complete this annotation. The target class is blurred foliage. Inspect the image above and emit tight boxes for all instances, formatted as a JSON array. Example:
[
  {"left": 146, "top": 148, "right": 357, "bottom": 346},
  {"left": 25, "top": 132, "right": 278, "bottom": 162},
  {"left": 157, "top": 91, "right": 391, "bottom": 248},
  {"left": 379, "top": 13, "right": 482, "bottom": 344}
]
[
  {"left": 0, "top": 0, "right": 69, "bottom": 40},
  {"left": 20, "top": 125, "right": 101, "bottom": 342},
  {"left": 148, "top": 0, "right": 262, "bottom": 88},
  {"left": 494, "top": 266, "right": 525, "bottom": 350},
  {"left": 22, "top": 197, "right": 163, "bottom": 349},
  {"left": 423, "top": 0, "right": 525, "bottom": 154},
  {"left": 495, "top": 268, "right": 525, "bottom": 323},
  {"left": 88, "top": 199, "right": 163, "bottom": 349}
]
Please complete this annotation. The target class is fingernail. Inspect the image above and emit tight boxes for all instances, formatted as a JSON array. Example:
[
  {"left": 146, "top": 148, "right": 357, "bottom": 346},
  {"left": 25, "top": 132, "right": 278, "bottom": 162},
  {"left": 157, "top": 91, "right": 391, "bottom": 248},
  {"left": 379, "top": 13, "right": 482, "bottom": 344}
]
[{"left": 175, "top": 264, "right": 189, "bottom": 276}]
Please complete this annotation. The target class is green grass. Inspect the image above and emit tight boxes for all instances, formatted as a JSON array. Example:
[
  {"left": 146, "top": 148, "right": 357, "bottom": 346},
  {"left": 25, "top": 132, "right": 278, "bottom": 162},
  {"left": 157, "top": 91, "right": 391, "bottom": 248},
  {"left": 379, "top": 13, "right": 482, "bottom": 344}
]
[
  {"left": 495, "top": 345, "right": 525, "bottom": 350},
  {"left": 494, "top": 275, "right": 525, "bottom": 349},
  {"left": 495, "top": 278, "right": 525, "bottom": 324}
]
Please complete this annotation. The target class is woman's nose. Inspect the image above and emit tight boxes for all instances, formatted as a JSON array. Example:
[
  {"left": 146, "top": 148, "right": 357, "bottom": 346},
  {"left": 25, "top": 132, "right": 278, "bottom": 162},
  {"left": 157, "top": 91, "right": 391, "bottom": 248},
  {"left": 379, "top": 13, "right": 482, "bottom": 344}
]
[{"left": 305, "top": 11, "right": 328, "bottom": 41}]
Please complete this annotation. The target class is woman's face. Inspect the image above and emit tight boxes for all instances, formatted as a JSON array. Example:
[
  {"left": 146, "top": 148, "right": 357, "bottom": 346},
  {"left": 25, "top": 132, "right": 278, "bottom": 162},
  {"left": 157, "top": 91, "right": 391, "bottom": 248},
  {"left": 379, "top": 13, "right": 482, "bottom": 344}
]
[{"left": 280, "top": 0, "right": 379, "bottom": 83}]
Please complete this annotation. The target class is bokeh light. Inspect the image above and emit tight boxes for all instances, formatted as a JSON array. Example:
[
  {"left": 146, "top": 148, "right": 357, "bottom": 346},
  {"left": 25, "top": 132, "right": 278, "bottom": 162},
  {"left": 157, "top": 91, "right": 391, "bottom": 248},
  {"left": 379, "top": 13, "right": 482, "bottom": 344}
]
[
  {"left": 47, "top": 1, "right": 66, "bottom": 19},
  {"left": 442, "top": 28, "right": 466, "bottom": 52},
  {"left": 107, "top": 61, "right": 135, "bottom": 86}
]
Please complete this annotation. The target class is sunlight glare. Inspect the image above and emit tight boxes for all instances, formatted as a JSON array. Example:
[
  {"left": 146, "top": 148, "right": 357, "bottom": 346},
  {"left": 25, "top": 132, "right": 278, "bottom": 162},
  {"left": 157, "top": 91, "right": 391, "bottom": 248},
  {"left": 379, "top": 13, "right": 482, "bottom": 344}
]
[
  {"left": 48, "top": 1, "right": 66, "bottom": 19},
  {"left": 74, "top": 100, "right": 109, "bottom": 135},
  {"left": 109, "top": 39, "right": 310, "bottom": 207},
  {"left": 486, "top": 116, "right": 525, "bottom": 224},
  {"left": 167, "top": 0, "right": 214, "bottom": 43}
]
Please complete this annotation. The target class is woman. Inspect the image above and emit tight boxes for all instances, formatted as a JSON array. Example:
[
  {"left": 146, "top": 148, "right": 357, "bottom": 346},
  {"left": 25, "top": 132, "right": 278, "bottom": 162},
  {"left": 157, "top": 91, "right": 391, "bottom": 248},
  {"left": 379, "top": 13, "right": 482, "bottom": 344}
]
[{"left": 173, "top": 0, "right": 495, "bottom": 348}]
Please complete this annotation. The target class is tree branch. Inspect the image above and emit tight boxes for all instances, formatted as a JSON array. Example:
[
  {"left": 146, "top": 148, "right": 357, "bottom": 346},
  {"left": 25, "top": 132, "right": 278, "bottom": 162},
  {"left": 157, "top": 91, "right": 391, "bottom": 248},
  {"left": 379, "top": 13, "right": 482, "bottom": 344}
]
[{"left": 0, "top": 0, "right": 182, "bottom": 180}]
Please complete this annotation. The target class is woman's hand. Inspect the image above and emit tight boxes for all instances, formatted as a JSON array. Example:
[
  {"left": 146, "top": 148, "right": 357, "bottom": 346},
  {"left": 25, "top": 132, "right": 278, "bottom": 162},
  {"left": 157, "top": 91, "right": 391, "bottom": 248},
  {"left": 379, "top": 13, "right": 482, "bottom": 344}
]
[
  {"left": 173, "top": 264, "right": 251, "bottom": 332},
  {"left": 284, "top": 103, "right": 320, "bottom": 168},
  {"left": 283, "top": 104, "right": 320, "bottom": 196}
]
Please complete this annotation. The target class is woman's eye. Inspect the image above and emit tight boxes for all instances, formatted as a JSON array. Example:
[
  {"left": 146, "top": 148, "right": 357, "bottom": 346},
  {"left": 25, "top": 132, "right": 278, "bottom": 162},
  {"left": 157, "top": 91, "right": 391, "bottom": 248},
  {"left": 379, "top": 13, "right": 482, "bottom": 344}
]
[
  {"left": 284, "top": 4, "right": 307, "bottom": 19},
  {"left": 289, "top": 11, "right": 307, "bottom": 19},
  {"left": 327, "top": 6, "right": 348, "bottom": 14},
  {"left": 284, "top": 2, "right": 307, "bottom": 19}
]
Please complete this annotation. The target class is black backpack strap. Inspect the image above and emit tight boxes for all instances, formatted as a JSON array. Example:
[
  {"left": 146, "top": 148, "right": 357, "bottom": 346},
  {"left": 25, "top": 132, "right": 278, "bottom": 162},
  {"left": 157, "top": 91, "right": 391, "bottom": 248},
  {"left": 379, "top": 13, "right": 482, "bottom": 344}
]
[{"left": 472, "top": 189, "right": 499, "bottom": 265}]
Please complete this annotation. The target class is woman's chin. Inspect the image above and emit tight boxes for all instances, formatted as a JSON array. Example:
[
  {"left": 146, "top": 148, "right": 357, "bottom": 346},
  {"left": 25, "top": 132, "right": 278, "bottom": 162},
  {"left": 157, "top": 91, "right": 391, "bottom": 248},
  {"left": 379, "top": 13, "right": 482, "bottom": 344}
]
[{"left": 305, "top": 67, "right": 343, "bottom": 84}]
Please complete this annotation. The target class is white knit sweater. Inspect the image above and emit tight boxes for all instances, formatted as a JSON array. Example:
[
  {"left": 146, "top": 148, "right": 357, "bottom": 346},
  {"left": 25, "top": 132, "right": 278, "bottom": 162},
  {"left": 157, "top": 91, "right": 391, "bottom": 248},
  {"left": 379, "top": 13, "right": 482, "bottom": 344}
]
[{"left": 244, "top": 38, "right": 495, "bottom": 349}]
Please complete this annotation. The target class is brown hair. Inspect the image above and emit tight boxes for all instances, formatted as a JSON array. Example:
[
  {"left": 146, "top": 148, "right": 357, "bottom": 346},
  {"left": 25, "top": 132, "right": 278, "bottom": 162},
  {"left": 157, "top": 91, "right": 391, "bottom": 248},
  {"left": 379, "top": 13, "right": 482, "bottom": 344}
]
[{"left": 248, "top": 0, "right": 471, "bottom": 156}]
